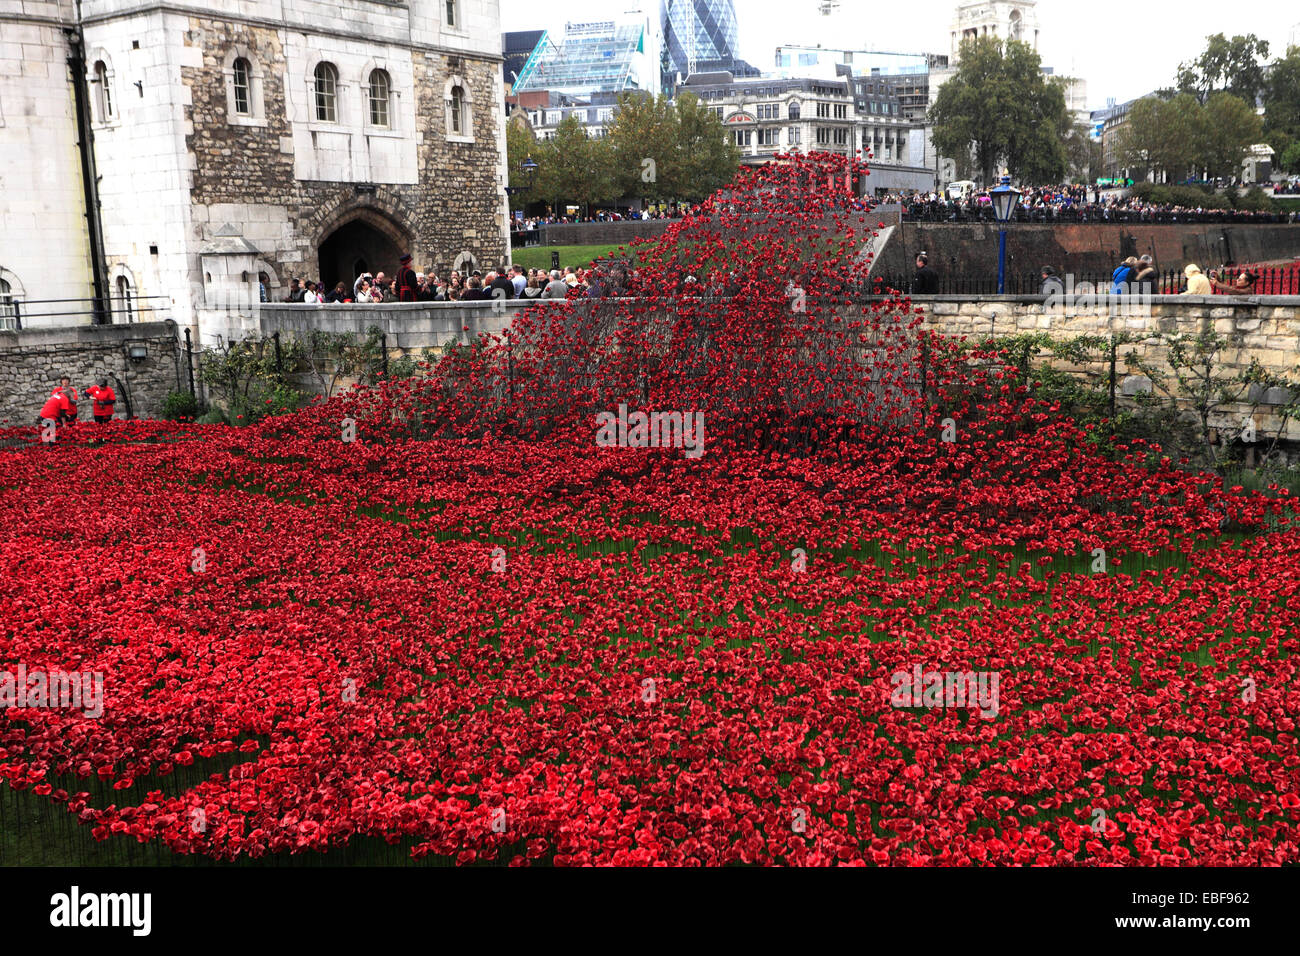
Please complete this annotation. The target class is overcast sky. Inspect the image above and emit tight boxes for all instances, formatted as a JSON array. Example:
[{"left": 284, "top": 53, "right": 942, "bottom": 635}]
[{"left": 499, "top": 0, "right": 1300, "bottom": 110}]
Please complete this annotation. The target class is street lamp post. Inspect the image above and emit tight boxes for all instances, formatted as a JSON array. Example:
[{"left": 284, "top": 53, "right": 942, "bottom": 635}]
[
  {"left": 989, "top": 174, "right": 1022, "bottom": 294},
  {"left": 505, "top": 155, "right": 538, "bottom": 197}
]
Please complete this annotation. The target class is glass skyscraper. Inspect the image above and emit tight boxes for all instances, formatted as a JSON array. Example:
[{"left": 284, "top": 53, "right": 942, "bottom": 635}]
[{"left": 661, "top": 0, "right": 739, "bottom": 85}]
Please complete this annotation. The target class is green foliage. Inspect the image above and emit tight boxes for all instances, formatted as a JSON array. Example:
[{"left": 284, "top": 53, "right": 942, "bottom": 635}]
[
  {"left": 670, "top": 92, "right": 742, "bottom": 203},
  {"left": 387, "top": 347, "right": 442, "bottom": 380},
  {"left": 519, "top": 92, "right": 739, "bottom": 215},
  {"left": 1200, "top": 92, "right": 1265, "bottom": 180},
  {"left": 1280, "top": 141, "right": 1300, "bottom": 174},
  {"left": 1176, "top": 33, "right": 1271, "bottom": 106},
  {"left": 608, "top": 92, "right": 680, "bottom": 202},
  {"left": 1120, "top": 90, "right": 1261, "bottom": 182},
  {"left": 1064, "top": 124, "right": 1103, "bottom": 182},
  {"left": 199, "top": 337, "right": 308, "bottom": 426},
  {"left": 505, "top": 114, "right": 540, "bottom": 212},
  {"left": 533, "top": 114, "right": 619, "bottom": 218},
  {"left": 161, "top": 390, "right": 200, "bottom": 421},
  {"left": 1264, "top": 47, "right": 1300, "bottom": 164},
  {"left": 291, "top": 325, "right": 388, "bottom": 399},
  {"left": 1130, "top": 181, "right": 1235, "bottom": 210},
  {"left": 930, "top": 36, "right": 1069, "bottom": 184},
  {"left": 196, "top": 407, "right": 228, "bottom": 425},
  {"left": 1235, "top": 186, "right": 1273, "bottom": 211},
  {"left": 199, "top": 337, "right": 280, "bottom": 409},
  {"left": 1118, "top": 94, "right": 1202, "bottom": 182}
]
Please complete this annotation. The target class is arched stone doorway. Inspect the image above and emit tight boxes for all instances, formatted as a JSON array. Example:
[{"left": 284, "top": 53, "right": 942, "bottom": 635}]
[{"left": 316, "top": 209, "right": 413, "bottom": 291}]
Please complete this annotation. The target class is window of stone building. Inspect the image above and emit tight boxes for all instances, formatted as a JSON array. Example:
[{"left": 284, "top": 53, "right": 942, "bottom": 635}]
[
  {"left": 447, "top": 83, "right": 471, "bottom": 139},
  {"left": 224, "top": 50, "right": 265, "bottom": 125},
  {"left": 368, "top": 69, "right": 391, "bottom": 127},
  {"left": 232, "top": 58, "right": 251, "bottom": 115},
  {"left": 445, "top": 0, "right": 458, "bottom": 28},
  {"left": 0, "top": 277, "right": 16, "bottom": 331},
  {"left": 788, "top": 101, "right": 800, "bottom": 120},
  {"left": 314, "top": 62, "right": 338, "bottom": 123},
  {"left": 91, "top": 60, "right": 114, "bottom": 122},
  {"left": 115, "top": 274, "right": 134, "bottom": 323}
]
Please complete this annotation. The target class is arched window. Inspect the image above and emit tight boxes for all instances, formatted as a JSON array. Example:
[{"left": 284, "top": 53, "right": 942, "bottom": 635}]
[
  {"left": 115, "top": 274, "right": 134, "bottom": 323},
  {"left": 788, "top": 100, "right": 801, "bottom": 121},
  {"left": 1008, "top": 9, "right": 1023, "bottom": 41},
  {"left": 0, "top": 277, "right": 17, "bottom": 330},
  {"left": 368, "top": 69, "right": 391, "bottom": 127},
  {"left": 232, "top": 57, "right": 251, "bottom": 115},
  {"left": 91, "top": 60, "right": 113, "bottom": 122},
  {"left": 313, "top": 62, "right": 338, "bottom": 122},
  {"left": 449, "top": 84, "right": 465, "bottom": 134}
]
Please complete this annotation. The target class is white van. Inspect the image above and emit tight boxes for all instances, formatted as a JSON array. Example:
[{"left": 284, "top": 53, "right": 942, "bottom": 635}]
[{"left": 946, "top": 180, "right": 977, "bottom": 202}]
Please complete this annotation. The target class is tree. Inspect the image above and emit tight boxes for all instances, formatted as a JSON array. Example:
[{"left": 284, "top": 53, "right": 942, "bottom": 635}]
[
  {"left": 1263, "top": 46, "right": 1300, "bottom": 165},
  {"left": 532, "top": 114, "right": 617, "bottom": 218},
  {"left": 505, "top": 113, "right": 539, "bottom": 212},
  {"left": 1281, "top": 141, "right": 1300, "bottom": 174},
  {"left": 1117, "top": 94, "right": 1202, "bottom": 182},
  {"left": 929, "top": 35, "right": 1071, "bottom": 185},
  {"left": 1198, "top": 92, "right": 1264, "bottom": 180},
  {"left": 1064, "top": 124, "right": 1103, "bottom": 182},
  {"left": 669, "top": 91, "right": 740, "bottom": 203},
  {"left": 1176, "top": 34, "right": 1270, "bottom": 106},
  {"left": 606, "top": 92, "right": 679, "bottom": 203}
]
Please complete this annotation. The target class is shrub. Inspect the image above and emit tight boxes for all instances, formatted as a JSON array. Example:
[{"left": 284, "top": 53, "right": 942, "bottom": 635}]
[{"left": 162, "top": 390, "right": 200, "bottom": 421}]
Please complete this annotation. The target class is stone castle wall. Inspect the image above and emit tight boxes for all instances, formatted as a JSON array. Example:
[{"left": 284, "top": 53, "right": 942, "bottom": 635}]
[
  {"left": 0, "top": 320, "right": 184, "bottom": 424},
  {"left": 181, "top": 13, "right": 508, "bottom": 291}
]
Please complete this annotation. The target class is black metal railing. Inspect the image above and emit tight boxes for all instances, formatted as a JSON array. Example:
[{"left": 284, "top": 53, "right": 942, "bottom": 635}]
[
  {"left": 868, "top": 265, "right": 1300, "bottom": 297},
  {"left": 0, "top": 296, "right": 171, "bottom": 330},
  {"left": 901, "top": 202, "right": 1299, "bottom": 224}
]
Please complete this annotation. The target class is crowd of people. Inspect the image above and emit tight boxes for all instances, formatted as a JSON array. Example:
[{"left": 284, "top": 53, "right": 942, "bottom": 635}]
[
  {"left": 277, "top": 256, "right": 629, "bottom": 305},
  {"left": 1274, "top": 181, "right": 1300, "bottom": 196},
  {"left": 902, "top": 184, "right": 1299, "bottom": 223},
  {"left": 515, "top": 207, "right": 689, "bottom": 230}
]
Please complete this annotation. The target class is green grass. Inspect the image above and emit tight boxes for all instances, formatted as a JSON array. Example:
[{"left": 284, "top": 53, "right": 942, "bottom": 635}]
[{"left": 510, "top": 243, "right": 630, "bottom": 273}]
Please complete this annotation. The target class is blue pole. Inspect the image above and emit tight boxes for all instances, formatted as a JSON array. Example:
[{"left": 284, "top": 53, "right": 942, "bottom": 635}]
[{"left": 997, "top": 228, "right": 1007, "bottom": 294}]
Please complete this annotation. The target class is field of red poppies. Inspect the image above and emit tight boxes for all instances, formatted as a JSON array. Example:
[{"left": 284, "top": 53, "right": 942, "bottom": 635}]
[{"left": 2, "top": 154, "right": 1298, "bottom": 866}]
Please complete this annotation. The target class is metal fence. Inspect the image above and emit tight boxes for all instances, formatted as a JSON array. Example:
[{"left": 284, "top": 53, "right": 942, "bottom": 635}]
[
  {"left": 902, "top": 203, "right": 1299, "bottom": 224},
  {"left": 870, "top": 264, "right": 1300, "bottom": 297},
  {"left": 0, "top": 295, "right": 171, "bottom": 331}
]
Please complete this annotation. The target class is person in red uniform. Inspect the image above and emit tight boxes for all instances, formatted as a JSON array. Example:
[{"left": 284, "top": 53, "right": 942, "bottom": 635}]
[
  {"left": 86, "top": 378, "right": 116, "bottom": 423},
  {"left": 38, "top": 385, "right": 70, "bottom": 428},
  {"left": 395, "top": 253, "right": 418, "bottom": 302},
  {"left": 56, "top": 376, "right": 78, "bottom": 423}
]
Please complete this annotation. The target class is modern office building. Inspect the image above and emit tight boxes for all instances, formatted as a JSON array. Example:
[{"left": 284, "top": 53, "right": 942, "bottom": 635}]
[
  {"left": 503, "top": 29, "right": 546, "bottom": 90},
  {"left": 661, "top": 0, "right": 741, "bottom": 87},
  {"left": 513, "top": 14, "right": 663, "bottom": 98}
]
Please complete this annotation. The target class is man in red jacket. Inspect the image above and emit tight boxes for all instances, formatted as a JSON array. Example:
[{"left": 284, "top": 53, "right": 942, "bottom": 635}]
[
  {"left": 38, "top": 386, "right": 70, "bottom": 434},
  {"left": 86, "top": 378, "right": 116, "bottom": 423},
  {"left": 56, "top": 376, "right": 78, "bottom": 423},
  {"left": 395, "top": 253, "right": 418, "bottom": 302}
]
